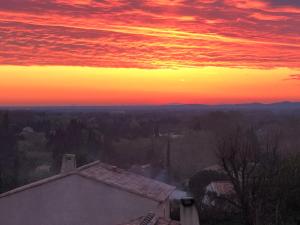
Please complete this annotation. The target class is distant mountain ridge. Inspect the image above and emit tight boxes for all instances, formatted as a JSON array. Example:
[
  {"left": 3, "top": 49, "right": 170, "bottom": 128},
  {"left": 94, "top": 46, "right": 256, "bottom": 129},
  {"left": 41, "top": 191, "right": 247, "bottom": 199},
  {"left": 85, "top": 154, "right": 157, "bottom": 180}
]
[{"left": 1, "top": 101, "right": 300, "bottom": 112}]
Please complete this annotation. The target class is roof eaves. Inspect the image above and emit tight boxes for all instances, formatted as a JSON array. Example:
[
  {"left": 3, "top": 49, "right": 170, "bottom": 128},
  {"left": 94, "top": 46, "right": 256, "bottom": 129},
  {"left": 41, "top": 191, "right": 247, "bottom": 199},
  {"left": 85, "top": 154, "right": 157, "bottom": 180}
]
[{"left": 76, "top": 160, "right": 101, "bottom": 171}]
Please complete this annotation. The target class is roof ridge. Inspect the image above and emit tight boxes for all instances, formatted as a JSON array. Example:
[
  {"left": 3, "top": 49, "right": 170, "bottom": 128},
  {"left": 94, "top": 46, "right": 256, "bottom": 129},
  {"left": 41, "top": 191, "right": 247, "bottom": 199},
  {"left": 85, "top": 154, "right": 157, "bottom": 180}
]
[{"left": 76, "top": 160, "right": 100, "bottom": 171}]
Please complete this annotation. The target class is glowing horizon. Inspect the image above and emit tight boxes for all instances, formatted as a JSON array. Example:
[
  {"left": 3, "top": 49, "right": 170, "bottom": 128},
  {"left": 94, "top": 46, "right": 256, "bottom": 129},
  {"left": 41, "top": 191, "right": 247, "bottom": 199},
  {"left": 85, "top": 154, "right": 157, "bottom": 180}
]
[
  {"left": 0, "top": 65, "right": 299, "bottom": 106},
  {"left": 0, "top": 0, "right": 300, "bottom": 105}
]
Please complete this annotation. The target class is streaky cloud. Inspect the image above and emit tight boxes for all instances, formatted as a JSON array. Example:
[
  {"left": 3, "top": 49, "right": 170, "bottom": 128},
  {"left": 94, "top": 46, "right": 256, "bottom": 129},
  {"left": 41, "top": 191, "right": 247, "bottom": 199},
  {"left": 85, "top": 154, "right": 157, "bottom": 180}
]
[{"left": 0, "top": 0, "right": 299, "bottom": 69}]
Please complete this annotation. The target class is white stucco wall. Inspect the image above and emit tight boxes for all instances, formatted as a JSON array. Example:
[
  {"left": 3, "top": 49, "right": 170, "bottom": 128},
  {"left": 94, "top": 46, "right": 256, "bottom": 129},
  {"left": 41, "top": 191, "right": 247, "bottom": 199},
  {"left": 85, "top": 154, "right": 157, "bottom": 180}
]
[{"left": 0, "top": 175, "right": 165, "bottom": 225}]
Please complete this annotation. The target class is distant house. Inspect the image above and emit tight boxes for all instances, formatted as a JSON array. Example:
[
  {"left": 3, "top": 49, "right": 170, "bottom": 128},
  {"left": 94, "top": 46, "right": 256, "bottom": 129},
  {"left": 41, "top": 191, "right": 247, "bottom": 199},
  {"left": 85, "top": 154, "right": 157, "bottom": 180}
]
[
  {"left": 0, "top": 154, "right": 176, "bottom": 225},
  {"left": 118, "top": 197, "right": 200, "bottom": 225},
  {"left": 20, "top": 126, "right": 35, "bottom": 135},
  {"left": 160, "top": 132, "right": 184, "bottom": 139},
  {"left": 202, "top": 181, "right": 235, "bottom": 209},
  {"left": 202, "top": 164, "right": 224, "bottom": 173}
]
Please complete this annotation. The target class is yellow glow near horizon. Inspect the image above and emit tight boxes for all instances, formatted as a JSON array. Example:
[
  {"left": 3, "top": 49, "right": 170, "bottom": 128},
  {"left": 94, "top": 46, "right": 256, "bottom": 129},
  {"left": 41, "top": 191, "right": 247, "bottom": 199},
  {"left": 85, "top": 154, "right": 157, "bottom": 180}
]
[{"left": 0, "top": 66, "right": 299, "bottom": 105}]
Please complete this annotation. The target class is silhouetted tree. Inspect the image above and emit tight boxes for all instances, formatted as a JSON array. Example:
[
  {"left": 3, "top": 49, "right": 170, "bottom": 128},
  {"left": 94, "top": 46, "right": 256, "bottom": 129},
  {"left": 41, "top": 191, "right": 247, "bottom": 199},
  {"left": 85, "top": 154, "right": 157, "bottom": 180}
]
[
  {"left": 48, "top": 127, "right": 67, "bottom": 173},
  {"left": 0, "top": 112, "right": 18, "bottom": 192},
  {"left": 216, "top": 126, "right": 281, "bottom": 225}
]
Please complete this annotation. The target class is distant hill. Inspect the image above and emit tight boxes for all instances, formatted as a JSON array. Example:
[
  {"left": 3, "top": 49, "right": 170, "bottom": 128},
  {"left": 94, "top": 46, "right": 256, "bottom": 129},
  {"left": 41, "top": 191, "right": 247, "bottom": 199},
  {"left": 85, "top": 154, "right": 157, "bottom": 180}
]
[{"left": 1, "top": 101, "right": 300, "bottom": 112}]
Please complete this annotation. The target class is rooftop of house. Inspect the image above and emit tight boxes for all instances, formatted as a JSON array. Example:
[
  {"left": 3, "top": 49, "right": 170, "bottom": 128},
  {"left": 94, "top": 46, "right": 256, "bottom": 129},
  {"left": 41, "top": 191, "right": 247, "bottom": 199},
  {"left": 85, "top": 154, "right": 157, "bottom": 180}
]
[
  {"left": 206, "top": 181, "right": 234, "bottom": 196},
  {"left": 0, "top": 161, "right": 176, "bottom": 202},
  {"left": 202, "top": 164, "right": 223, "bottom": 172},
  {"left": 119, "top": 213, "right": 180, "bottom": 225}
]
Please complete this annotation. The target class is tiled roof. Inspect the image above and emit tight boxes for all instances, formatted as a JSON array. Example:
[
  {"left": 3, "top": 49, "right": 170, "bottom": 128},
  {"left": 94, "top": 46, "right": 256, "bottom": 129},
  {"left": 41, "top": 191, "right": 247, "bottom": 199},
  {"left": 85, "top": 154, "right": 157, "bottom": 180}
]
[
  {"left": 118, "top": 216, "right": 180, "bottom": 225},
  {"left": 203, "top": 164, "right": 223, "bottom": 172},
  {"left": 78, "top": 162, "right": 176, "bottom": 202},
  {"left": 155, "top": 218, "right": 180, "bottom": 225},
  {"left": 209, "top": 181, "right": 234, "bottom": 195},
  {"left": 0, "top": 161, "right": 175, "bottom": 202}
]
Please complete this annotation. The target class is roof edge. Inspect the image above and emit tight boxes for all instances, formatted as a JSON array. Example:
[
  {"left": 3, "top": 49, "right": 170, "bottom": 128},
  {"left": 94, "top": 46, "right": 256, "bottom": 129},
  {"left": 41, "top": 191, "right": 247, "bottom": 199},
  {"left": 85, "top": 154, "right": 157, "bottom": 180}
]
[
  {"left": 0, "top": 172, "right": 77, "bottom": 199},
  {"left": 0, "top": 161, "right": 103, "bottom": 199},
  {"left": 76, "top": 160, "right": 100, "bottom": 171}
]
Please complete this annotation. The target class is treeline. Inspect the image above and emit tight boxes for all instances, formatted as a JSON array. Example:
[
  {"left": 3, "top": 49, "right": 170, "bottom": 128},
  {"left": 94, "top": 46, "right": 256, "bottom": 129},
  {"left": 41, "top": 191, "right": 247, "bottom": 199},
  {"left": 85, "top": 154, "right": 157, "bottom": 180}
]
[{"left": 0, "top": 110, "right": 177, "bottom": 192}]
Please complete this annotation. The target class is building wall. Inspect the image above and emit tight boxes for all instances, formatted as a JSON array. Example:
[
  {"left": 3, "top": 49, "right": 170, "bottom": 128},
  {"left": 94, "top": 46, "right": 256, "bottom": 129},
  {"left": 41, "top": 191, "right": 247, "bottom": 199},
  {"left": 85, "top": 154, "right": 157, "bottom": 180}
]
[{"left": 0, "top": 175, "right": 163, "bottom": 225}]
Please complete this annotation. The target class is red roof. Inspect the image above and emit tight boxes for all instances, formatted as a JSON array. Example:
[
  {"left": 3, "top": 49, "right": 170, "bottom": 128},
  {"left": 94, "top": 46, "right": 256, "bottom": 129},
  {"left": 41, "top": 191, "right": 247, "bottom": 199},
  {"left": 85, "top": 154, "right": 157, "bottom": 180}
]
[
  {"left": 118, "top": 216, "right": 180, "bottom": 225},
  {"left": 78, "top": 161, "right": 176, "bottom": 202},
  {"left": 209, "top": 181, "right": 234, "bottom": 195}
]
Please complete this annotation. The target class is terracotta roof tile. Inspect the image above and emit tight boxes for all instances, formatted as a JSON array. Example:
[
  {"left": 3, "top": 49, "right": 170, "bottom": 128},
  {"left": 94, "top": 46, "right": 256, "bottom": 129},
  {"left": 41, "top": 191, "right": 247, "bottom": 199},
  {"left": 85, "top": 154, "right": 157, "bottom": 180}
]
[
  {"left": 78, "top": 162, "right": 176, "bottom": 202},
  {"left": 118, "top": 216, "right": 180, "bottom": 225},
  {"left": 210, "top": 181, "right": 234, "bottom": 195}
]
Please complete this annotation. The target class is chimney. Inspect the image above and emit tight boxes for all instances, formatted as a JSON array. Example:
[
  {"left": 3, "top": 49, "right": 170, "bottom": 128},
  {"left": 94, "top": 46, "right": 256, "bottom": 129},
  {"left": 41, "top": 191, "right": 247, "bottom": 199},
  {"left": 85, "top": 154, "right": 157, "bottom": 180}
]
[
  {"left": 180, "top": 197, "right": 200, "bottom": 225},
  {"left": 61, "top": 154, "right": 76, "bottom": 173}
]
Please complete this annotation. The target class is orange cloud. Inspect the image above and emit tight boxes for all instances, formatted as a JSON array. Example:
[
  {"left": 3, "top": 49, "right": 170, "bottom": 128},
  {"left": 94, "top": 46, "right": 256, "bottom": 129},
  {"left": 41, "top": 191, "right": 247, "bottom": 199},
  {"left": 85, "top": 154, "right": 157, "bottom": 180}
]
[
  {"left": 287, "top": 74, "right": 300, "bottom": 80},
  {"left": 0, "top": 0, "right": 299, "bottom": 69},
  {"left": 250, "top": 12, "right": 287, "bottom": 21}
]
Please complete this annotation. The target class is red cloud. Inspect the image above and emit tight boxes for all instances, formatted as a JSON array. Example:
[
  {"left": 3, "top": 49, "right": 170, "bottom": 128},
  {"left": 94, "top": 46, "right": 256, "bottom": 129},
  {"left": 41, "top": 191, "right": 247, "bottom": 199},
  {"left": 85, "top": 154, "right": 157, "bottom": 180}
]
[
  {"left": 0, "top": 0, "right": 300, "bottom": 69},
  {"left": 288, "top": 74, "right": 300, "bottom": 80}
]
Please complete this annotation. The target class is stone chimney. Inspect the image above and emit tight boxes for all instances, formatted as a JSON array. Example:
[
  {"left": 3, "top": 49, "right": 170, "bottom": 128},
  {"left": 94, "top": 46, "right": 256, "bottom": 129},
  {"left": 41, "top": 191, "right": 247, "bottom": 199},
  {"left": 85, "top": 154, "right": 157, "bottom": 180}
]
[
  {"left": 180, "top": 197, "right": 200, "bottom": 225},
  {"left": 61, "top": 154, "right": 76, "bottom": 173}
]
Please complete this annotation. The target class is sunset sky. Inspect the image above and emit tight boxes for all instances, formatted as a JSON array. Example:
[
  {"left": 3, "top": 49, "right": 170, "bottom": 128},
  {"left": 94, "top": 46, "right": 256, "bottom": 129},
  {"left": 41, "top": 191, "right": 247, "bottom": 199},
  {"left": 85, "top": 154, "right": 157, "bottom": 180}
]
[{"left": 0, "top": 0, "right": 300, "bottom": 105}]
